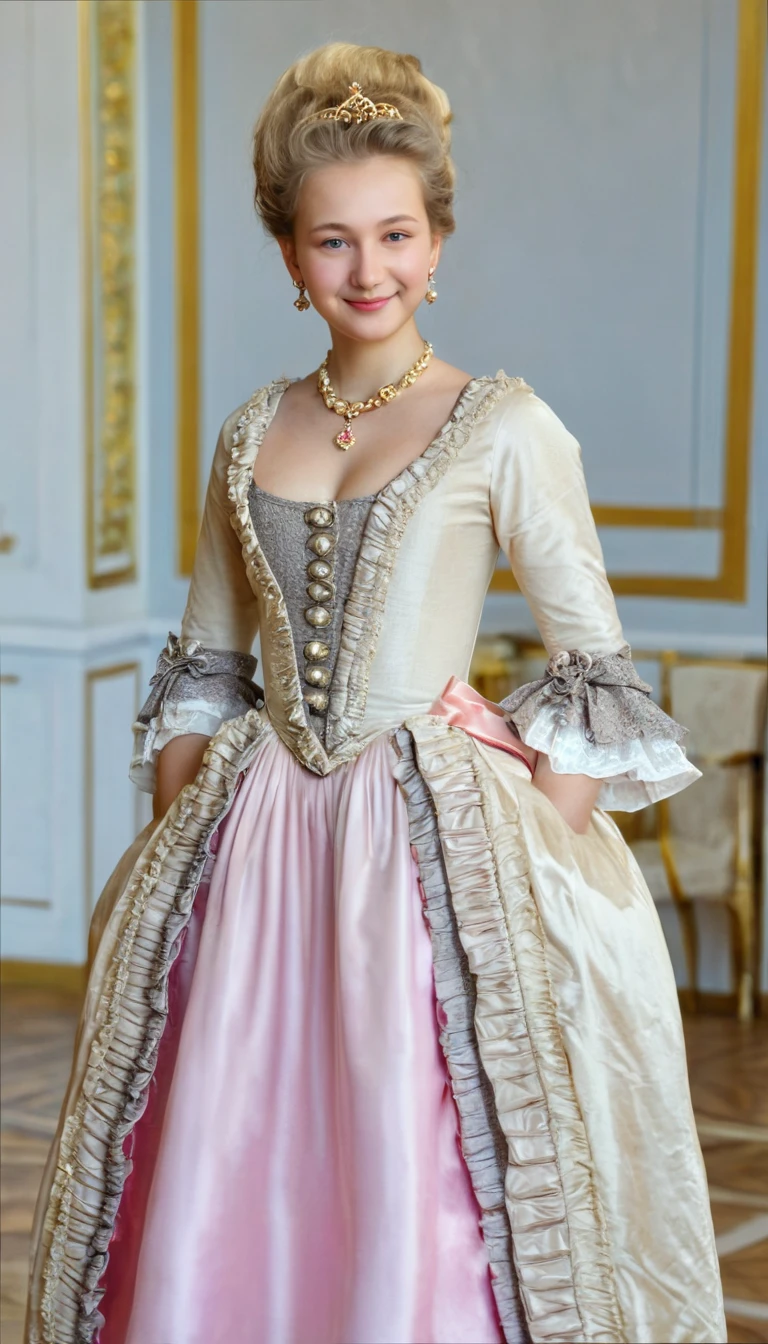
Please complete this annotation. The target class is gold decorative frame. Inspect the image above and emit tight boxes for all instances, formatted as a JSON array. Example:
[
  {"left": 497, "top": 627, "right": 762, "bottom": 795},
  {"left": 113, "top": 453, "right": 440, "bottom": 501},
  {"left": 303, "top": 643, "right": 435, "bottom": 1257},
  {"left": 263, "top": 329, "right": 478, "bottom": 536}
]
[
  {"left": 174, "top": 0, "right": 764, "bottom": 599},
  {"left": 80, "top": 0, "right": 138, "bottom": 588}
]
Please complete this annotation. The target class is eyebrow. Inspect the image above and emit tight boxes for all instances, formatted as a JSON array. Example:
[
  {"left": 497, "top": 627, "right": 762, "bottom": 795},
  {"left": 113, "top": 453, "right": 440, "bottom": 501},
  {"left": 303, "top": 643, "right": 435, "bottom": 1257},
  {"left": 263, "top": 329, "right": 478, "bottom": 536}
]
[{"left": 309, "top": 215, "right": 420, "bottom": 233}]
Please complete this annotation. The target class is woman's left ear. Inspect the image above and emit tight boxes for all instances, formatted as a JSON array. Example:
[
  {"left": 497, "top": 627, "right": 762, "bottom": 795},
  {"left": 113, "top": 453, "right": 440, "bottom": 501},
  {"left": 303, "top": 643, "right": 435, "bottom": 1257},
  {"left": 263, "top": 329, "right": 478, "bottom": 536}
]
[{"left": 429, "top": 237, "right": 443, "bottom": 273}]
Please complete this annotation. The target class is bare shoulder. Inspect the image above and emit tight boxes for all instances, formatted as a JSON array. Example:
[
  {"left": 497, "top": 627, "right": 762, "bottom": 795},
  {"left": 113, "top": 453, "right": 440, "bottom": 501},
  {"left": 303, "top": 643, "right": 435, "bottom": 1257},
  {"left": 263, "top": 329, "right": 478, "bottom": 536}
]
[
  {"left": 428, "top": 357, "right": 474, "bottom": 395},
  {"left": 272, "top": 372, "right": 316, "bottom": 414}
]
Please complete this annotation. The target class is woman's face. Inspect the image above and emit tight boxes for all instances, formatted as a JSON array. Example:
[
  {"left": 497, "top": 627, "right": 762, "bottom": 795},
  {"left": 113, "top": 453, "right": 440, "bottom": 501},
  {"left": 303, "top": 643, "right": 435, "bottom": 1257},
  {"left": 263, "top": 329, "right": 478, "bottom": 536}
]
[{"left": 281, "top": 154, "right": 440, "bottom": 343}]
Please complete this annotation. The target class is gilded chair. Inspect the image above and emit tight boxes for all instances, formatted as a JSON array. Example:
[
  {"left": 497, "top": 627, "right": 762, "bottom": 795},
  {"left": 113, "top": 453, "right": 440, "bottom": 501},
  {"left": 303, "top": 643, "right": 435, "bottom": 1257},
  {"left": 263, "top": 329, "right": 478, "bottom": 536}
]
[{"left": 630, "top": 655, "right": 767, "bottom": 1021}]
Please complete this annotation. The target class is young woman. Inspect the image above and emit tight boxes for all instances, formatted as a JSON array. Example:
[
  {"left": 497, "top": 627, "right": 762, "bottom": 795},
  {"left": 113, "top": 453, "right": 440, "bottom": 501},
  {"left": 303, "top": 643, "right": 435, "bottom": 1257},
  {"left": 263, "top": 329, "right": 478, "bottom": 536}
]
[{"left": 26, "top": 41, "right": 725, "bottom": 1344}]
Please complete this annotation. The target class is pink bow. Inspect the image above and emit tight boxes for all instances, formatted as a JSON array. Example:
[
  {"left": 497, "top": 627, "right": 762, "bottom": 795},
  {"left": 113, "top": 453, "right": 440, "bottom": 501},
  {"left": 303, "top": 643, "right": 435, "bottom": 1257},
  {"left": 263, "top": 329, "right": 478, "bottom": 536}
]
[{"left": 428, "top": 676, "right": 536, "bottom": 776}]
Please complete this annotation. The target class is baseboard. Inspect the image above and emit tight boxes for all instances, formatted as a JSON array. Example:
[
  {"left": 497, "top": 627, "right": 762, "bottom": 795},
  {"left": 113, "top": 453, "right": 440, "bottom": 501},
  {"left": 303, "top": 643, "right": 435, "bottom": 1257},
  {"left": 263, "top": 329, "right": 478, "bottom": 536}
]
[{"left": 0, "top": 960, "right": 87, "bottom": 993}]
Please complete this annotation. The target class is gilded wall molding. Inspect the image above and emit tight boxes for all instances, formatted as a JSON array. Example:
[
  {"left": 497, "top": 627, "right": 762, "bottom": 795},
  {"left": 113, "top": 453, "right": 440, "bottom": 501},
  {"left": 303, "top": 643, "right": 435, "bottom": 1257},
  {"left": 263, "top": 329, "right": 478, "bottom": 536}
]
[{"left": 80, "top": 0, "right": 137, "bottom": 588}]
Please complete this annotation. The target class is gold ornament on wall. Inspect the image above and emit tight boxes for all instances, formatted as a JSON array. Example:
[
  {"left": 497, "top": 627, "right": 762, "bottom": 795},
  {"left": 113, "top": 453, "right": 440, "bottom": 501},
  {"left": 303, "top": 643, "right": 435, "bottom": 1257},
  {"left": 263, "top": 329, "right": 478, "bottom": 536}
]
[{"left": 81, "top": 0, "right": 137, "bottom": 587}]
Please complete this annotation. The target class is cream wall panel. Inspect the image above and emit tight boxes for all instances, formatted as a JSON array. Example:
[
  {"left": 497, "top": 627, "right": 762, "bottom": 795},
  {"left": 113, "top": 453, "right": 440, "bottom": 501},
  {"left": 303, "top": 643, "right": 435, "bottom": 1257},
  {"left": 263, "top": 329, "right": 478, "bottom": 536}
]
[
  {"left": 493, "top": 528, "right": 723, "bottom": 580},
  {"left": 0, "top": 0, "right": 85, "bottom": 624},
  {"left": 595, "top": 529, "right": 722, "bottom": 579},
  {"left": 0, "top": 1, "right": 39, "bottom": 569},
  {"left": 0, "top": 674, "right": 52, "bottom": 906},
  {"left": 0, "top": 0, "right": 147, "bottom": 629},
  {"left": 0, "top": 634, "right": 157, "bottom": 965},
  {"left": 0, "top": 652, "right": 85, "bottom": 963}
]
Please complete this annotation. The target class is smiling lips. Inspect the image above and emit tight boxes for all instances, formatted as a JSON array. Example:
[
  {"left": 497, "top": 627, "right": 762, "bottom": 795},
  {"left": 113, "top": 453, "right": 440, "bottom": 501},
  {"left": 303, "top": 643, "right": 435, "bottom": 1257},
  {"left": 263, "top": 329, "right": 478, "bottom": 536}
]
[{"left": 344, "top": 295, "right": 394, "bottom": 311}]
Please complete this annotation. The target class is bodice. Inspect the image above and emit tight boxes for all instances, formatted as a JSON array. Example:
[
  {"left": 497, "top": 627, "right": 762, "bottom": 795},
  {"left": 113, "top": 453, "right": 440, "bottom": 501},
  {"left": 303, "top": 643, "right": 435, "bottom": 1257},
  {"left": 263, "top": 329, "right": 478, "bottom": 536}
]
[
  {"left": 131, "top": 371, "right": 688, "bottom": 813},
  {"left": 176, "top": 371, "right": 627, "bottom": 778},
  {"left": 247, "top": 482, "right": 375, "bottom": 748}
]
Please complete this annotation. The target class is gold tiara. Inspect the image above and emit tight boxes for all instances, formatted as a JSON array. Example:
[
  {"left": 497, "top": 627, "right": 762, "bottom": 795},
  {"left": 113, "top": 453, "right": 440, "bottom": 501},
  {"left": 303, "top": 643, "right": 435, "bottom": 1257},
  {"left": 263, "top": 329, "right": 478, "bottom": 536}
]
[{"left": 304, "top": 82, "right": 403, "bottom": 126}]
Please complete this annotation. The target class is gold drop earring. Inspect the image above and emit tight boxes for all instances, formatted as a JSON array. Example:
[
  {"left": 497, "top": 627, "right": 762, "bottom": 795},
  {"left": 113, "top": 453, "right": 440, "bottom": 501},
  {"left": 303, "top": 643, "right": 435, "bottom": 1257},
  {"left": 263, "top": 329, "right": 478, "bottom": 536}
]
[
  {"left": 425, "top": 267, "right": 438, "bottom": 304},
  {"left": 293, "top": 278, "right": 310, "bottom": 312}
]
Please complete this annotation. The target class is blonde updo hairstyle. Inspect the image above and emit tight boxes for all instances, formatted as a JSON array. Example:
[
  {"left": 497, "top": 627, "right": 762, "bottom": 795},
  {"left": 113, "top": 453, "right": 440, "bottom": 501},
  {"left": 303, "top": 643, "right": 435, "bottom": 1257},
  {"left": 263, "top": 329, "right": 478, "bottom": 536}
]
[{"left": 253, "top": 42, "right": 455, "bottom": 239}]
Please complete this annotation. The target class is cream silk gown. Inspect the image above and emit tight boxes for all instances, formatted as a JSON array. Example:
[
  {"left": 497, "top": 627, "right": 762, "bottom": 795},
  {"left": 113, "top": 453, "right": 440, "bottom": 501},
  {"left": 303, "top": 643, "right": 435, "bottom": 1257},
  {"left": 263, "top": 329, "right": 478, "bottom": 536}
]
[{"left": 24, "top": 373, "right": 726, "bottom": 1344}]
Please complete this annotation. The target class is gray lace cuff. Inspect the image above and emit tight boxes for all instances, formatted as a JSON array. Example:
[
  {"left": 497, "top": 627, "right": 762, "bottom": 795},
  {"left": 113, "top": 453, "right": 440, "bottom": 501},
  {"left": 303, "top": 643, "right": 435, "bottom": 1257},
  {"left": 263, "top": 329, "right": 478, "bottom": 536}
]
[
  {"left": 499, "top": 645, "right": 686, "bottom": 746},
  {"left": 498, "top": 645, "right": 700, "bottom": 811},
  {"left": 129, "top": 633, "right": 265, "bottom": 793}
]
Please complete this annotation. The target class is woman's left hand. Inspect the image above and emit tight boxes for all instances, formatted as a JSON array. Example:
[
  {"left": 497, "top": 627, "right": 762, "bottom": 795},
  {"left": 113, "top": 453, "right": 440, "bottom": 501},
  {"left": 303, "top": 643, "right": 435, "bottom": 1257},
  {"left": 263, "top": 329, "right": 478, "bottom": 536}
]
[{"left": 531, "top": 752, "right": 602, "bottom": 834}]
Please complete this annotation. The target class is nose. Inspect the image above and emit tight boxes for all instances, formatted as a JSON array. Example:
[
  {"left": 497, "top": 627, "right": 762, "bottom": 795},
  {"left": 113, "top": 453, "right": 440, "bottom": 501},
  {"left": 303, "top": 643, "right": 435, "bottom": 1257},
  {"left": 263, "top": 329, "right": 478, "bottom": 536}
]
[{"left": 350, "top": 243, "right": 386, "bottom": 294}]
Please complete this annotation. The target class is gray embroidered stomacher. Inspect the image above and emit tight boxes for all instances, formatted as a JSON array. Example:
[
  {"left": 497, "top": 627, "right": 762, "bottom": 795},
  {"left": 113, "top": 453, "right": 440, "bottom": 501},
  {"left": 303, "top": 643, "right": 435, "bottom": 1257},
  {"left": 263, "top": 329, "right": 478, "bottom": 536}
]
[{"left": 248, "top": 482, "right": 375, "bottom": 748}]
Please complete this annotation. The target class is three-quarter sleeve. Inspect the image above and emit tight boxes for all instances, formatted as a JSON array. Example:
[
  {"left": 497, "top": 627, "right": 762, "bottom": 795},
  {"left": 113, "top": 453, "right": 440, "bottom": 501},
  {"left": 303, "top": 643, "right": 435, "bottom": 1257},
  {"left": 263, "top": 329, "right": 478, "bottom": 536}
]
[
  {"left": 130, "top": 419, "right": 264, "bottom": 793},
  {"left": 489, "top": 386, "right": 700, "bottom": 811}
]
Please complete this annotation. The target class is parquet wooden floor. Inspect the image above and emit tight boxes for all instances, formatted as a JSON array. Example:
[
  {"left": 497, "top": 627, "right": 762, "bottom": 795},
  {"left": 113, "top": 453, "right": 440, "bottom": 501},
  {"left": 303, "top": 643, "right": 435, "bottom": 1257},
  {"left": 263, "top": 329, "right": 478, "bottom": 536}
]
[{"left": 2, "top": 984, "right": 767, "bottom": 1344}]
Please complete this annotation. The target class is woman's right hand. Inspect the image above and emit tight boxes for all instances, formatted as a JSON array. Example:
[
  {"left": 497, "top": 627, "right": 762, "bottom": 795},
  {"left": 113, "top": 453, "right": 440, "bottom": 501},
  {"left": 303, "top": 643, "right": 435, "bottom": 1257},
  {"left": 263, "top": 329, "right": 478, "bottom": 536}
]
[{"left": 153, "top": 733, "right": 213, "bottom": 821}]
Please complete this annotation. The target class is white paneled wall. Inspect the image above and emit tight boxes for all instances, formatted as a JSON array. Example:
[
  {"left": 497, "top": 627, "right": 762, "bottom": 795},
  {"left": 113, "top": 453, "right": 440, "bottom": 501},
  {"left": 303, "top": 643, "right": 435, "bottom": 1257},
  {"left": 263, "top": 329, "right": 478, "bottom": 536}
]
[
  {"left": 0, "top": 636, "right": 156, "bottom": 963},
  {"left": 0, "top": 0, "right": 163, "bottom": 965}
]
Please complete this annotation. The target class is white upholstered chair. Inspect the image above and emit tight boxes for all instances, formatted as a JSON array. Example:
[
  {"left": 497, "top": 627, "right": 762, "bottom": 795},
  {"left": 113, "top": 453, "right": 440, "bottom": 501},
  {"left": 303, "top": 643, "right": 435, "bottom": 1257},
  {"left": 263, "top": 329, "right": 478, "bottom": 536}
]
[
  {"left": 471, "top": 639, "right": 767, "bottom": 1021},
  {"left": 630, "top": 655, "right": 767, "bottom": 1022}
]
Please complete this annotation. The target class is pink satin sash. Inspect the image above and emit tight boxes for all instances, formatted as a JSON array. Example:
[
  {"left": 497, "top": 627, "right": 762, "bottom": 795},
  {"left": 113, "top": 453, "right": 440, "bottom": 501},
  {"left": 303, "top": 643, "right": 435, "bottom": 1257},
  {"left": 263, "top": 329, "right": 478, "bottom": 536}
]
[{"left": 427, "top": 676, "right": 536, "bottom": 776}]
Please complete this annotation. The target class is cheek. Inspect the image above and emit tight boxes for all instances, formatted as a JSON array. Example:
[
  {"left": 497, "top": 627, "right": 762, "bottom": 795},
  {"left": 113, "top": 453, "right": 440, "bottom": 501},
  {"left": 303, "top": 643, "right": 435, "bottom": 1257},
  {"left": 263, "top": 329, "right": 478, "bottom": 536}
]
[
  {"left": 394, "top": 245, "right": 432, "bottom": 289},
  {"left": 303, "top": 250, "right": 348, "bottom": 291}
]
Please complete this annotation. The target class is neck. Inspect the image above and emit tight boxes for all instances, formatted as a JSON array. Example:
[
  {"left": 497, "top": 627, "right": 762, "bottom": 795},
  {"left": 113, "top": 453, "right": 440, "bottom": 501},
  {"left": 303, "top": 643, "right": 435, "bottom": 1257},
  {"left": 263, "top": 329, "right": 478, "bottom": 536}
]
[{"left": 324, "top": 320, "right": 428, "bottom": 400}]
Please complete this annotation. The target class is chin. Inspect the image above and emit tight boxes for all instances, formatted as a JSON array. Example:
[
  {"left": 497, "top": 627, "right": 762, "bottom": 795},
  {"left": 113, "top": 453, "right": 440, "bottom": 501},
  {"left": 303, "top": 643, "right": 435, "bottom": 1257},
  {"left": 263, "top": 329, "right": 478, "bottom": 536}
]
[{"left": 333, "top": 305, "right": 418, "bottom": 342}]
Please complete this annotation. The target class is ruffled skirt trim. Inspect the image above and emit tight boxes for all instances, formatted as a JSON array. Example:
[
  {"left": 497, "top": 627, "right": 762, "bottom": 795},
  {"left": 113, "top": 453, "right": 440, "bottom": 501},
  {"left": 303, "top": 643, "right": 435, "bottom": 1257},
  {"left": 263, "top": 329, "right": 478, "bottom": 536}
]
[
  {"left": 395, "top": 717, "right": 626, "bottom": 1344},
  {"left": 25, "top": 709, "right": 271, "bottom": 1344}
]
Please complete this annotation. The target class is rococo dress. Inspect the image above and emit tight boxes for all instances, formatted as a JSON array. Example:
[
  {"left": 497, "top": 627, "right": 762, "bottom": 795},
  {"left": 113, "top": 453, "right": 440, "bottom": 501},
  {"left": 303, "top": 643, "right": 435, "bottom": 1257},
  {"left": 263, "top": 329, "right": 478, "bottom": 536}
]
[{"left": 25, "top": 372, "right": 726, "bottom": 1344}]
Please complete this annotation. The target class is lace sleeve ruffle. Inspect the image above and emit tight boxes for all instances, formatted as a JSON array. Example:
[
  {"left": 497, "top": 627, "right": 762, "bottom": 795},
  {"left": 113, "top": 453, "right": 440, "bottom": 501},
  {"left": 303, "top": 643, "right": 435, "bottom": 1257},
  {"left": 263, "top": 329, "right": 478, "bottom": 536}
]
[
  {"left": 498, "top": 644, "right": 701, "bottom": 811},
  {"left": 129, "top": 632, "right": 265, "bottom": 793}
]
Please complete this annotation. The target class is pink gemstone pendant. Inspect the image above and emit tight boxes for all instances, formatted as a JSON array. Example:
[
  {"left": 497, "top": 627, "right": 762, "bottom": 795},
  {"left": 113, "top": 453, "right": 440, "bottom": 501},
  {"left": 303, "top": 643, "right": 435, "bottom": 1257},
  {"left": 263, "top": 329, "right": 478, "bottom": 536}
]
[{"left": 334, "top": 424, "right": 355, "bottom": 450}]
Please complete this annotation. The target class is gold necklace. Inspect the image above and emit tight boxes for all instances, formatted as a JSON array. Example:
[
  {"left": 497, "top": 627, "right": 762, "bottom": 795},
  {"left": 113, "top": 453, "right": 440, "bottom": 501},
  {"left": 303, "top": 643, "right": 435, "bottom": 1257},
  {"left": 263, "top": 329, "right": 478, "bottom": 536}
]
[{"left": 317, "top": 340, "right": 433, "bottom": 450}]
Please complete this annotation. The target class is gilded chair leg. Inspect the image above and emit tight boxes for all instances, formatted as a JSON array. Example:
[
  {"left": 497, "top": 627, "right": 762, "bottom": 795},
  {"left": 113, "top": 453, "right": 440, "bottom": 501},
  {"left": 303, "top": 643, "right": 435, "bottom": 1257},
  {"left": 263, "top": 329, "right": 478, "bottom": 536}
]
[
  {"left": 676, "top": 899, "right": 699, "bottom": 1014},
  {"left": 731, "top": 765, "right": 756, "bottom": 1024},
  {"left": 658, "top": 798, "right": 699, "bottom": 1012},
  {"left": 730, "top": 881, "right": 755, "bottom": 1024}
]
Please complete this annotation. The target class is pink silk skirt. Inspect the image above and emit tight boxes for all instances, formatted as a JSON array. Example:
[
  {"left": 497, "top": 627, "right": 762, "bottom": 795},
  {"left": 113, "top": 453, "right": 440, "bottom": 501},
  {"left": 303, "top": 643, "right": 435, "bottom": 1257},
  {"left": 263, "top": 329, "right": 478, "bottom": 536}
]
[{"left": 97, "top": 727, "right": 504, "bottom": 1344}]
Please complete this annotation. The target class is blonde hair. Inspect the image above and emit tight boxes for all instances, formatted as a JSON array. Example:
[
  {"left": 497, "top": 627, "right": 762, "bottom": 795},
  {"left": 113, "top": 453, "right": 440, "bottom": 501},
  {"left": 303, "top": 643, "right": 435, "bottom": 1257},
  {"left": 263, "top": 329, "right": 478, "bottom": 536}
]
[{"left": 253, "top": 42, "right": 455, "bottom": 238}]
